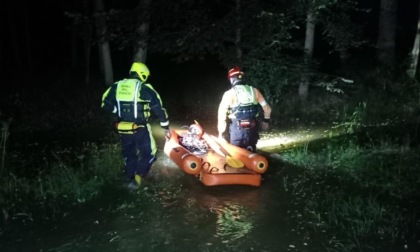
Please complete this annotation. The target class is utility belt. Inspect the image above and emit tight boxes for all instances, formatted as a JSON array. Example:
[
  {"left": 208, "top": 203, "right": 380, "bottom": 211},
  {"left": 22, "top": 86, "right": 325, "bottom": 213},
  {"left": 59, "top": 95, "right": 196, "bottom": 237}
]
[
  {"left": 234, "top": 119, "right": 256, "bottom": 130},
  {"left": 115, "top": 121, "right": 145, "bottom": 134}
]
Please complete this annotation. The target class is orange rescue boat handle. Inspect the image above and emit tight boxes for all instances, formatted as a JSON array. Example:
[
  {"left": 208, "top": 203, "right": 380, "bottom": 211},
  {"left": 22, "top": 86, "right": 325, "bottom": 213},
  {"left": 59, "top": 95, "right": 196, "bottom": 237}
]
[{"left": 164, "top": 129, "right": 202, "bottom": 175}]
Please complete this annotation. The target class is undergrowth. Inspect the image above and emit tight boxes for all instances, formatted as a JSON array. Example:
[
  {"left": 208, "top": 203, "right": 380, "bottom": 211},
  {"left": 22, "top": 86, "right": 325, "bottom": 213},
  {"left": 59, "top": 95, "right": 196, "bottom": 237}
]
[{"left": 280, "top": 110, "right": 420, "bottom": 251}]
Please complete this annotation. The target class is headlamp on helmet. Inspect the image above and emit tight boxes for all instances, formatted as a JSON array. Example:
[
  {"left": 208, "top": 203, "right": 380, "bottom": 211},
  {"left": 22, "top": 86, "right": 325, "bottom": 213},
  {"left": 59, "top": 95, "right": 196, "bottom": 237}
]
[
  {"left": 227, "top": 67, "right": 244, "bottom": 86},
  {"left": 130, "top": 62, "right": 150, "bottom": 82},
  {"left": 227, "top": 67, "right": 244, "bottom": 79}
]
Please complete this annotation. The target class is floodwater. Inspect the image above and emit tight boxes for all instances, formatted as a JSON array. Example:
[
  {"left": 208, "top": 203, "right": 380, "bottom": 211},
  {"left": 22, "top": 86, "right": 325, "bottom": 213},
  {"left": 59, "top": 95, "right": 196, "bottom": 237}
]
[
  {"left": 1, "top": 160, "right": 297, "bottom": 252},
  {"left": 0, "top": 124, "right": 335, "bottom": 252}
]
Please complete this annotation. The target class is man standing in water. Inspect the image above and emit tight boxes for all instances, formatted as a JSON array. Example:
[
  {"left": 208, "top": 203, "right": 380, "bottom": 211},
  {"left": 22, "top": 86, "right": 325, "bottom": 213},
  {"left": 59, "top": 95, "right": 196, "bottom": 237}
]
[
  {"left": 217, "top": 66, "right": 272, "bottom": 152},
  {"left": 101, "top": 62, "right": 170, "bottom": 189}
]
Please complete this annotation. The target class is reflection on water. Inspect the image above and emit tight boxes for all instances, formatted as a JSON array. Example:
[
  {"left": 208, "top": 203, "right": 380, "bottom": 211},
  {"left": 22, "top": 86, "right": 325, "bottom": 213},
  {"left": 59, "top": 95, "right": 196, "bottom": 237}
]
[
  {"left": 213, "top": 202, "right": 253, "bottom": 242},
  {"left": 190, "top": 186, "right": 264, "bottom": 244},
  {"left": 0, "top": 129, "right": 301, "bottom": 252},
  {"left": 97, "top": 169, "right": 282, "bottom": 252}
]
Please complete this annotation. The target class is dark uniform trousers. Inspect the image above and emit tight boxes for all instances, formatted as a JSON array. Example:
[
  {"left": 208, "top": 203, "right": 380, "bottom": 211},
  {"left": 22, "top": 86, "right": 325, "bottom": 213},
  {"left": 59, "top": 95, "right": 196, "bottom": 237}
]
[
  {"left": 229, "top": 118, "right": 259, "bottom": 152},
  {"left": 120, "top": 126, "right": 156, "bottom": 181}
]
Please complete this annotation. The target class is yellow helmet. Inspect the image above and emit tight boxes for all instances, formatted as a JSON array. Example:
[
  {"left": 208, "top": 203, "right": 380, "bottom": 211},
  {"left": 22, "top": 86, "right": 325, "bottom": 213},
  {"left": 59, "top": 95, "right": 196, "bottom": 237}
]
[{"left": 130, "top": 62, "right": 150, "bottom": 82}]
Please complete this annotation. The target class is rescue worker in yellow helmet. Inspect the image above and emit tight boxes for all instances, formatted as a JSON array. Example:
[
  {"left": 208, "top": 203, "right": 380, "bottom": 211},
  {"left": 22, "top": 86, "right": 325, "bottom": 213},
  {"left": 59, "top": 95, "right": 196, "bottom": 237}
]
[
  {"left": 101, "top": 62, "right": 170, "bottom": 189},
  {"left": 217, "top": 66, "right": 272, "bottom": 152}
]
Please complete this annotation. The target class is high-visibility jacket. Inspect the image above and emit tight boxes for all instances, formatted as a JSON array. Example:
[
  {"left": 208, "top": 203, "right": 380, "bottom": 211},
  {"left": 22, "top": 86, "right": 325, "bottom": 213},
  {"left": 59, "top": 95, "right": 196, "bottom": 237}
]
[
  {"left": 101, "top": 78, "right": 169, "bottom": 129},
  {"left": 217, "top": 84, "right": 271, "bottom": 135}
]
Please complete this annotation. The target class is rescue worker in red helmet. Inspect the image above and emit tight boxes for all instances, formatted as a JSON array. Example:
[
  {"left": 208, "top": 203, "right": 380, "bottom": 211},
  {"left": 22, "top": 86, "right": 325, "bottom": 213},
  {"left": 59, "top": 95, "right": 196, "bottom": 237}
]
[
  {"left": 101, "top": 62, "right": 170, "bottom": 189},
  {"left": 217, "top": 66, "right": 272, "bottom": 152}
]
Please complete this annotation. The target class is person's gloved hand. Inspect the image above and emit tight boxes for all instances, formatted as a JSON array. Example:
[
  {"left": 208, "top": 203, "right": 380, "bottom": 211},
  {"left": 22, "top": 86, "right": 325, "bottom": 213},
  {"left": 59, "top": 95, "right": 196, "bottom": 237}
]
[
  {"left": 261, "top": 122, "right": 269, "bottom": 131},
  {"left": 164, "top": 129, "right": 171, "bottom": 141}
]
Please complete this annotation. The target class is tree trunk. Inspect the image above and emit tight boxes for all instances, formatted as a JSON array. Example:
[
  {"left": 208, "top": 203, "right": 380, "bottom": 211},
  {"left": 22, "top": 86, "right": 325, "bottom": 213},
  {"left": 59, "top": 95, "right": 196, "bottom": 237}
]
[
  {"left": 21, "top": 0, "right": 33, "bottom": 76},
  {"left": 84, "top": 31, "right": 92, "bottom": 87},
  {"left": 235, "top": 0, "right": 243, "bottom": 65},
  {"left": 82, "top": 0, "right": 92, "bottom": 86},
  {"left": 6, "top": 6, "right": 23, "bottom": 77},
  {"left": 70, "top": 22, "right": 79, "bottom": 72},
  {"left": 299, "top": 10, "right": 315, "bottom": 101},
  {"left": 93, "top": 0, "right": 114, "bottom": 86},
  {"left": 71, "top": 0, "right": 81, "bottom": 72},
  {"left": 132, "top": 0, "right": 151, "bottom": 63},
  {"left": 377, "top": 0, "right": 398, "bottom": 65},
  {"left": 0, "top": 33, "right": 2, "bottom": 89},
  {"left": 408, "top": 0, "right": 420, "bottom": 79}
]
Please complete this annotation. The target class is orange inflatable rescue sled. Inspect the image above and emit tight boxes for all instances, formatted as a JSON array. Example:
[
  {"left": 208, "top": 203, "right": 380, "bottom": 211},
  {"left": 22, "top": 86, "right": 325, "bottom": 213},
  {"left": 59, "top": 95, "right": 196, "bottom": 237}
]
[{"left": 164, "top": 123, "right": 268, "bottom": 186}]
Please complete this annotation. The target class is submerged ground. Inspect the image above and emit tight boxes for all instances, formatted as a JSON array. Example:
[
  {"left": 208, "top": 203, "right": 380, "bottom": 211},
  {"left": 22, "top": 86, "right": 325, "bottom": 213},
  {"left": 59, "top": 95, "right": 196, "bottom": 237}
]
[
  {"left": 0, "top": 123, "right": 335, "bottom": 252},
  {"left": 1, "top": 119, "right": 418, "bottom": 252}
]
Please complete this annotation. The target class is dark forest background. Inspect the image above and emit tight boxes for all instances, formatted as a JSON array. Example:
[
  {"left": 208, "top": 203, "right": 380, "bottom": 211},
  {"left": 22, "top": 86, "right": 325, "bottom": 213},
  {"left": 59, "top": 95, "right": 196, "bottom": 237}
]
[
  {"left": 1, "top": 0, "right": 419, "bottom": 87},
  {"left": 0, "top": 0, "right": 419, "bottom": 141}
]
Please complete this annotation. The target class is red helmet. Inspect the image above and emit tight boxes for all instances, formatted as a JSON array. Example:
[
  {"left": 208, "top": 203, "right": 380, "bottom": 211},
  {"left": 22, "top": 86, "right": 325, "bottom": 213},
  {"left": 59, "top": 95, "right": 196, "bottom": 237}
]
[
  {"left": 227, "top": 67, "right": 244, "bottom": 79},
  {"left": 189, "top": 124, "right": 204, "bottom": 138}
]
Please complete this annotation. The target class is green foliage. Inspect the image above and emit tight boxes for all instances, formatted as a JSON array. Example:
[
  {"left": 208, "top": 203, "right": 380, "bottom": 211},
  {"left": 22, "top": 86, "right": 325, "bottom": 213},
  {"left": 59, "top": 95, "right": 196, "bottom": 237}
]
[
  {"left": 243, "top": 7, "right": 300, "bottom": 56},
  {"left": 287, "top": 0, "right": 369, "bottom": 55},
  {"left": 38, "top": 142, "right": 123, "bottom": 204},
  {"left": 281, "top": 131, "right": 420, "bottom": 251},
  {"left": 0, "top": 141, "right": 123, "bottom": 221},
  {"left": 317, "top": 0, "right": 369, "bottom": 54},
  {"left": 243, "top": 58, "right": 297, "bottom": 108},
  {"left": 315, "top": 77, "right": 354, "bottom": 94},
  {"left": 334, "top": 102, "right": 367, "bottom": 134}
]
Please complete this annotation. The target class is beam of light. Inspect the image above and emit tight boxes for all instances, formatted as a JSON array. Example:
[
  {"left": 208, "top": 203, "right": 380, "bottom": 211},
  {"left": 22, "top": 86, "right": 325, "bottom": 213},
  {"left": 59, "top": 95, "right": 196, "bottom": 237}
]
[
  {"left": 257, "top": 127, "right": 335, "bottom": 151},
  {"left": 155, "top": 121, "right": 337, "bottom": 169},
  {"left": 150, "top": 122, "right": 190, "bottom": 139}
]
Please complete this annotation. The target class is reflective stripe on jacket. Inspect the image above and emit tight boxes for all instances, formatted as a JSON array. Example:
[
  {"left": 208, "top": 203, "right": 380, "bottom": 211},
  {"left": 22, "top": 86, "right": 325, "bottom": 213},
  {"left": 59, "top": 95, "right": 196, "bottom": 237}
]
[
  {"left": 229, "top": 85, "right": 259, "bottom": 120},
  {"left": 101, "top": 78, "right": 169, "bottom": 127},
  {"left": 217, "top": 84, "right": 271, "bottom": 134}
]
